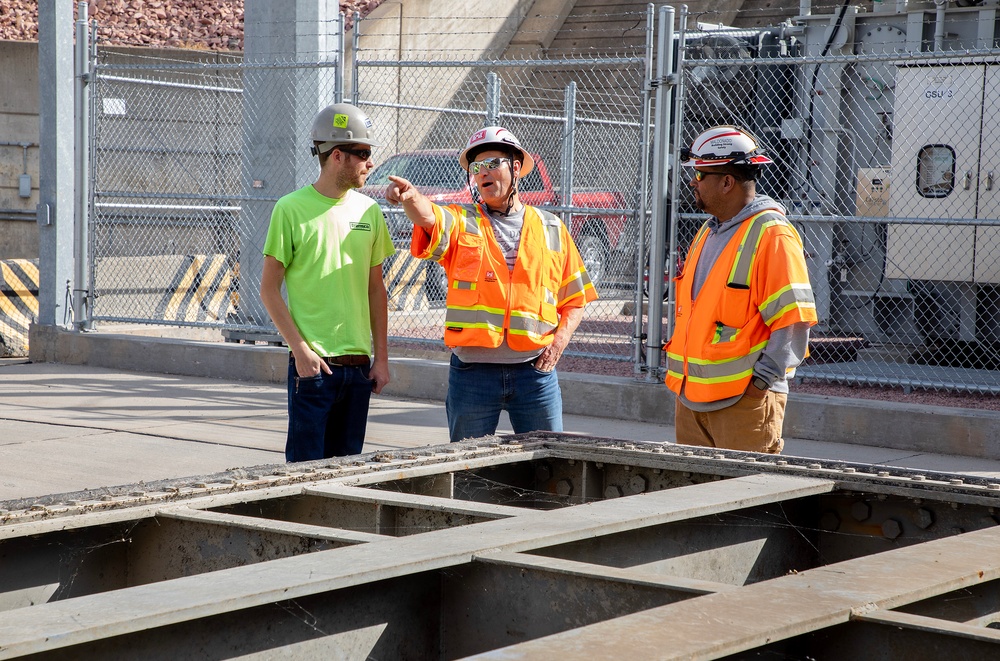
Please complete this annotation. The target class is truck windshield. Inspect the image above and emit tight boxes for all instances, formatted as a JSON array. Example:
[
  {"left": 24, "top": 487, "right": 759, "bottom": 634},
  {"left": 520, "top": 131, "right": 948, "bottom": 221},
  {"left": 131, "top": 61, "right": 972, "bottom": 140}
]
[{"left": 368, "top": 154, "right": 466, "bottom": 189}]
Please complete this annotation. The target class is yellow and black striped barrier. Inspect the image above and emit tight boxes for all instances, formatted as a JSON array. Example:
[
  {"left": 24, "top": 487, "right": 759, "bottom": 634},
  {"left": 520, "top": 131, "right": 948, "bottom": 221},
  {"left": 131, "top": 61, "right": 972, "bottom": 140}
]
[
  {"left": 156, "top": 254, "right": 236, "bottom": 322},
  {"left": 0, "top": 258, "right": 39, "bottom": 357},
  {"left": 383, "top": 251, "right": 429, "bottom": 311},
  {"left": 1, "top": 255, "right": 237, "bottom": 356}
]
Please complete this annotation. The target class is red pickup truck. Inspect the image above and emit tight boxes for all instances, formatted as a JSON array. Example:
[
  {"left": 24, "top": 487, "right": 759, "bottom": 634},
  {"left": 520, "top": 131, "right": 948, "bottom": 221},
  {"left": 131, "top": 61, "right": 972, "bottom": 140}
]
[{"left": 361, "top": 149, "right": 630, "bottom": 291}]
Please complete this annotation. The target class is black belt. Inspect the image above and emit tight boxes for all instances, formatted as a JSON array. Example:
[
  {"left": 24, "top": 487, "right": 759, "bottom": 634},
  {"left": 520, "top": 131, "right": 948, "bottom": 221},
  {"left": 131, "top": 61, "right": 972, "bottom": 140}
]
[{"left": 289, "top": 354, "right": 370, "bottom": 367}]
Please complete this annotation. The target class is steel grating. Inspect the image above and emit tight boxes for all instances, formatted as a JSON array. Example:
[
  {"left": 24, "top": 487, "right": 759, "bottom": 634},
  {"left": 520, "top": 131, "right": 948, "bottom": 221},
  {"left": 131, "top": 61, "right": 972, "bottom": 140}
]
[{"left": 1, "top": 433, "right": 999, "bottom": 659}]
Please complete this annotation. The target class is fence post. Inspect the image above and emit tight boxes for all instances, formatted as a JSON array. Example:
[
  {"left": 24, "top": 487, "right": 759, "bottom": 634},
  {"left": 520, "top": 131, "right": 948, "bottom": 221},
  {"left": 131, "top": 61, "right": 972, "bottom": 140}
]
[
  {"left": 665, "top": 7, "right": 689, "bottom": 345},
  {"left": 240, "top": 0, "right": 342, "bottom": 329},
  {"left": 37, "top": 0, "right": 76, "bottom": 329},
  {"left": 633, "top": 2, "right": 656, "bottom": 372},
  {"left": 644, "top": 4, "right": 675, "bottom": 378},
  {"left": 74, "top": 2, "right": 91, "bottom": 330},
  {"left": 561, "top": 82, "right": 577, "bottom": 220},
  {"left": 335, "top": 12, "right": 345, "bottom": 103},
  {"left": 486, "top": 72, "right": 501, "bottom": 126},
  {"left": 351, "top": 11, "right": 360, "bottom": 106}
]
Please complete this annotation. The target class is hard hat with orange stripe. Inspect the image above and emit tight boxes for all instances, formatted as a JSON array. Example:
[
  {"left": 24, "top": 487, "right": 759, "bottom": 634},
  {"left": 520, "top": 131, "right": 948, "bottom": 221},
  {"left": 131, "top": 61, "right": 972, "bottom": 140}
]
[{"left": 680, "top": 125, "right": 773, "bottom": 167}]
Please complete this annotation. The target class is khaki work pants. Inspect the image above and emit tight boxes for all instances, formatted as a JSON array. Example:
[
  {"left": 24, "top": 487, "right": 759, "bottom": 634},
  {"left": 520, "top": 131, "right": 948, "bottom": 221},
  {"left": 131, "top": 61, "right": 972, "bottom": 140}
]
[{"left": 674, "top": 391, "right": 787, "bottom": 454}]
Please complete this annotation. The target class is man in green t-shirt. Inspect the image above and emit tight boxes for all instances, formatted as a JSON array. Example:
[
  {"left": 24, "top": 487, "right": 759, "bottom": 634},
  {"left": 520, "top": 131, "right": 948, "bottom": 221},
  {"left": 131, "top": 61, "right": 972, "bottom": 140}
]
[{"left": 260, "top": 103, "right": 396, "bottom": 462}]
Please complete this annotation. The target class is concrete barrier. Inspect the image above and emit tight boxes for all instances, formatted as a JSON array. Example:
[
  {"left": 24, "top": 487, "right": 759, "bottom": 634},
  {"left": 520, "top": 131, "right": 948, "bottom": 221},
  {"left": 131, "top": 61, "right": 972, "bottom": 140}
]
[
  {"left": 27, "top": 323, "right": 1000, "bottom": 460},
  {"left": 93, "top": 254, "right": 236, "bottom": 323},
  {"left": 382, "top": 251, "right": 429, "bottom": 311}
]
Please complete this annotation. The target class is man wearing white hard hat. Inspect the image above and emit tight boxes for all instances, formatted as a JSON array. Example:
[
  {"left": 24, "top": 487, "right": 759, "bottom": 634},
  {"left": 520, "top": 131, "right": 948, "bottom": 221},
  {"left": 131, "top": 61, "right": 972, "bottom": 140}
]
[
  {"left": 386, "top": 126, "right": 598, "bottom": 442},
  {"left": 664, "top": 125, "right": 817, "bottom": 454}
]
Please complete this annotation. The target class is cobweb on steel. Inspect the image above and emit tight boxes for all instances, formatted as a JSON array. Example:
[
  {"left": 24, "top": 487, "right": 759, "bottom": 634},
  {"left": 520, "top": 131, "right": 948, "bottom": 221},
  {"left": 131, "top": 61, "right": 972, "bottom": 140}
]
[
  {"left": 454, "top": 472, "right": 580, "bottom": 510},
  {"left": 51, "top": 520, "right": 143, "bottom": 602}
]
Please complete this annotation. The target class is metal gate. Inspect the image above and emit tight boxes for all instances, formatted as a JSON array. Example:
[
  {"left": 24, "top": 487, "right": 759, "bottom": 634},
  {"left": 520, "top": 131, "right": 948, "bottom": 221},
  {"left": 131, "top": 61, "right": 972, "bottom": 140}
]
[{"left": 88, "top": 48, "right": 254, "bottom": 329}]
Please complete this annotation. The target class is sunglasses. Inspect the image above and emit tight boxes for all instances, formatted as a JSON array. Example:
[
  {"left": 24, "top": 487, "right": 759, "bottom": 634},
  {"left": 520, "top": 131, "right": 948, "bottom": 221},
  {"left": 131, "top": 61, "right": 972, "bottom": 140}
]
[
  {"left": 469, "top": 157, "right": 510, "bottom": 175},
  {"left": 338, "top": 146, "right": 372, "bottom": 161},
  {"left": 693, "top": 170, "right": 727, "bottom": 181}
]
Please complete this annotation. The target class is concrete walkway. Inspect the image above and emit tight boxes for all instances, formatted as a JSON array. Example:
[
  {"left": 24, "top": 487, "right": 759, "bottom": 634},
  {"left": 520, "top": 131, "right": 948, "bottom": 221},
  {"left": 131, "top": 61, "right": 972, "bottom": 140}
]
[{"left": 4, "top": 358, "right": 1000, "bottom": 504}]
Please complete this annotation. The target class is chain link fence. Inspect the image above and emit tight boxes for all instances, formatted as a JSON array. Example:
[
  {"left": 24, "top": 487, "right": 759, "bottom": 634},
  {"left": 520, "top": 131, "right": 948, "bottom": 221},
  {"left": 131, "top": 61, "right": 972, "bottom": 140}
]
[
  {"left": 670, "top": 6, "right": 1000, "bottom": 394},
  {"left": 351, "top": 10, "right": 650, "bottom": 362},
  {"left": 87, "top": 8, "right": 653, "bottom": 363},
  {"left": 84, "top": 4, "right": 1000, "bottom": 393}
]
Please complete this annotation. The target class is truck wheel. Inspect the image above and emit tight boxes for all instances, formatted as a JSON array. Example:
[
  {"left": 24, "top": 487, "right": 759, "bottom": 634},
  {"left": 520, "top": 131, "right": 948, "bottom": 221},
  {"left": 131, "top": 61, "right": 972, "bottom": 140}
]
[
  {"left": 577, "top": 232, "right": 607, "bottom": 287},
  {"left": 642, "top": 268, "right": 670, "bottom": 301},
  {"left": 424, "top": 261, "right": 449, "bottom": 308}
]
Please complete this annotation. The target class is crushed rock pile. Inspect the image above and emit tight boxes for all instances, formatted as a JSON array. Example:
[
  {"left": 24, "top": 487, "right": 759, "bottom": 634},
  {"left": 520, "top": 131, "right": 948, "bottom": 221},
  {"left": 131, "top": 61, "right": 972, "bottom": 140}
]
[{"left": 0, "top": 0, "right": 383, "bottom": 50}]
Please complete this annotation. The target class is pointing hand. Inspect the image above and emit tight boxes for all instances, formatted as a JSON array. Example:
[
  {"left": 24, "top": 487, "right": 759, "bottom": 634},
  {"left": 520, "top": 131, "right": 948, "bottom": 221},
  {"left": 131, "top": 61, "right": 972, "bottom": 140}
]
[{"left": 386, "top": 175, "right": 416, "bottom": 206}]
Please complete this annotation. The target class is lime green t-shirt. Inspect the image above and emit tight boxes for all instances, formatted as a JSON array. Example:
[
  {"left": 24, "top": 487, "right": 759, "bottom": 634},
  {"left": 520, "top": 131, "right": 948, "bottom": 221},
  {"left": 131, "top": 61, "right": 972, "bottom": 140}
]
[{"left": 262, "top": 185, "right": 395, "bottom": 357}]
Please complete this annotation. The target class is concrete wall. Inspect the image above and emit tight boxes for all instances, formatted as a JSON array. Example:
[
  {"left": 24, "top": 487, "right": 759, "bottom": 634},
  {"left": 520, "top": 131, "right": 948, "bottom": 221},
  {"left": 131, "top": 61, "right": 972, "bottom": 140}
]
[
  {"left": 0, "top": 40, "right": 40, "bottom": 260},
  {"left": 348, "top": 0, "right": 550, "bottom": 154}
]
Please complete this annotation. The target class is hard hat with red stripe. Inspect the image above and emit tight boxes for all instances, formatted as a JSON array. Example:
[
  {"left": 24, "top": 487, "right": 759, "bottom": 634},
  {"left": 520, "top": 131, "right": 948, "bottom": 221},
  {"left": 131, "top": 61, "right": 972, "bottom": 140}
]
[
  {"left": 680, "top": 125, "right": 773, "bottom": 167},
  {"left": 458, "top": 126, "right": 535, "bottom": 177}
]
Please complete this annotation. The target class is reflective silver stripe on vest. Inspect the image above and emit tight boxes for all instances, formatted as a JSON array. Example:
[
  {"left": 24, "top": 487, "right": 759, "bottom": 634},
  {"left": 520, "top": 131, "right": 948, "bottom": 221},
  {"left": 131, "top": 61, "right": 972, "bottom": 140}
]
[
  {"left": 759, "top": 283, "right": 814, "bottom": 325},
  {"left": 684, "top": 343, "right": 767, "bottom": 385},
  {"left": 444, "top": 306, "right": 505, "bottom": 331},
  {"left": 687, "top": 223, "right": 711, "bottom": 259},
  {"left": 727, "top": 211, "right": 785, "bottom": 288},
  {"left": 543, "top": 288, "right": 556, "bottom": 307},
  {"left": 665, "top": 353, "right": 685, "bottom": 379},
  {"left": 535, "top": 208, "right": 563, "bottom": 252},
  {"left": 430, "top": 206, "right": 460, "bottom": 262},
  {"left": 558, "top": 268, "right": 593, "bottom": 304},
  {"left": 454, "top": 280, "right": 477, "bottom": 290},
  {"left": 462, "top": 205, "right": 484, "bottom": 236},
  {"left": 715, "top": 323, "right": 739, "bottom": 344},
  {"left": 509, "top": 311, "right": 558, "bottom": 337}
]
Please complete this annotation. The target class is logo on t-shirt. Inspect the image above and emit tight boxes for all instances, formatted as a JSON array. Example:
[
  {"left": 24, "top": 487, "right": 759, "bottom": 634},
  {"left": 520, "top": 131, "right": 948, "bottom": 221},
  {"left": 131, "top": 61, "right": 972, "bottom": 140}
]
[{"left": 350, "top": 221, "right": 372, "bottom": 231}]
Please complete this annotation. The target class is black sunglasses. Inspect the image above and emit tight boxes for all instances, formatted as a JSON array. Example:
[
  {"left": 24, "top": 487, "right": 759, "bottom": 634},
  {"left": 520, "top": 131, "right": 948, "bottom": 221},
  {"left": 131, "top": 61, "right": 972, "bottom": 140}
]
[{"left": 337, "top": 146, "right": 373, "bottom": 161}]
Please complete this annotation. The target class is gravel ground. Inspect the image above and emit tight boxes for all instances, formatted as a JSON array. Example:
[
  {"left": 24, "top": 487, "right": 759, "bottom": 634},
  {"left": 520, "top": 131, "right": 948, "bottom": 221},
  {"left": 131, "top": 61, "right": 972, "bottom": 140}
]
[{"left": 390, "top": 340, "right": 1000, "bottom": 413}]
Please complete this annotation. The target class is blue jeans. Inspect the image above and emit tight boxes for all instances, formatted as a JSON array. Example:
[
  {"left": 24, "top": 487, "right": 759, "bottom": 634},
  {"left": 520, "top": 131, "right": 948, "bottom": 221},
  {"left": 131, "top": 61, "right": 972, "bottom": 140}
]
[
  {"left": 446, "top": 354, "right": 563, "bottom": 442},
  {"left": 285, "top": 357, "right": 372, "bottom": 462}
]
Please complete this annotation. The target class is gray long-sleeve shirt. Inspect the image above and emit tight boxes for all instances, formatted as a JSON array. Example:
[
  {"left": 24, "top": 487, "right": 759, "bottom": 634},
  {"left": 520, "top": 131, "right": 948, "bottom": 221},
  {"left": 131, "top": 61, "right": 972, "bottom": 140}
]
[{"left": 679, "top": 195, "right": 812, "bottom": 412}]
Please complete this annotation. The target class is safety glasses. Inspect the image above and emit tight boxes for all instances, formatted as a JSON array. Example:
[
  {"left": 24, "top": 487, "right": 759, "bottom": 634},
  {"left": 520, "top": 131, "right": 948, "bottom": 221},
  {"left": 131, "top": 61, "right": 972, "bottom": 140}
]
[
  {"left": 338, "top": 146, "right": 373, "bottom": 161},
  {"left": 469, "top": 157, "right": 509, "bottom": 175},
  {"left": 693, "top": 170, "right": 727, "bottom": 182}
]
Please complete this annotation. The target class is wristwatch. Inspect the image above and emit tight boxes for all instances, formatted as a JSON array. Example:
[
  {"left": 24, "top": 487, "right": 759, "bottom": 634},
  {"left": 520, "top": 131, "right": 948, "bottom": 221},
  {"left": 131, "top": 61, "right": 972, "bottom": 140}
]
[{"left": 751, "top": 375, "right": 770, "bottom": 391}]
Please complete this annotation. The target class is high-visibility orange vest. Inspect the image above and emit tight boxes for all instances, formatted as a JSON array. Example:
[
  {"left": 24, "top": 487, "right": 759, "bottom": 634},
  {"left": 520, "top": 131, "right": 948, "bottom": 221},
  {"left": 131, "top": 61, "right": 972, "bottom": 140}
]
[
  {"left": 665, "top": 210, "right": 817, "bottom": 402},
  {"left": 411, "top": 203, "right": 597, "bottom": 350}
]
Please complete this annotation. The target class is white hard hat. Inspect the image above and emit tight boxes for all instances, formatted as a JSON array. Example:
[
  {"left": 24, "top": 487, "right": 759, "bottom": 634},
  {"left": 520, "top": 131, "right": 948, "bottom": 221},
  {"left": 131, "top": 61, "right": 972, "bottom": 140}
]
[
  {"left": 310, "top": 103, "right": 382, "bottom": 155},
  {"left": 681, "top": 125, "right": 773, "bottom": 167},
  {"left": 458, "top": 126, "right": 535, "bottom": 177}
]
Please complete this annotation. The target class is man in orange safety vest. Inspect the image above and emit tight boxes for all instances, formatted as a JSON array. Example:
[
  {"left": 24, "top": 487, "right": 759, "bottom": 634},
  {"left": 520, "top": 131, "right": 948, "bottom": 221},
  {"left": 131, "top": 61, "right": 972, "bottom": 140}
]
[
  {"left": 386, "top": 126, "right": 598, "bottom": 442},
  {"left": 665, "top": 125, "right": 817, "bottom": 454}
]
